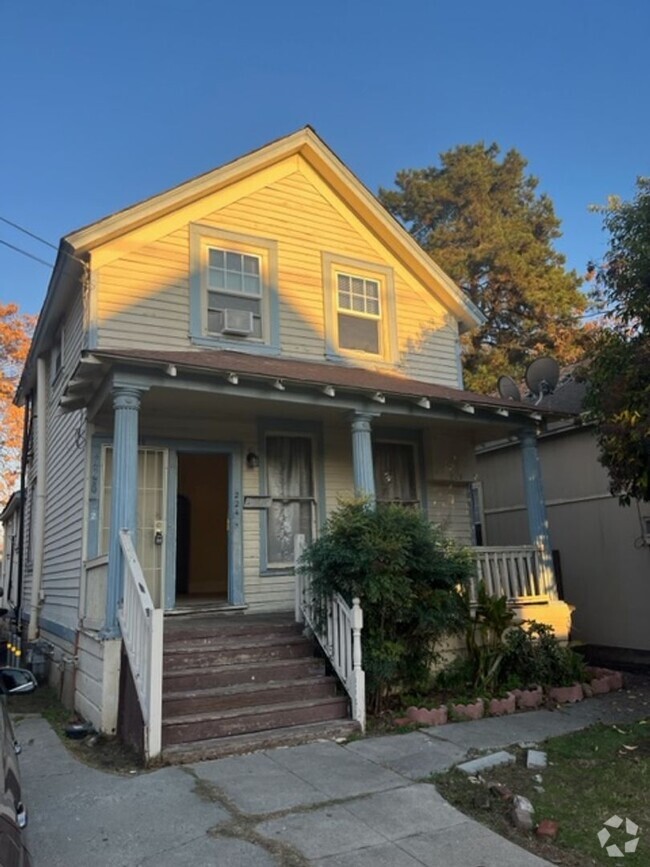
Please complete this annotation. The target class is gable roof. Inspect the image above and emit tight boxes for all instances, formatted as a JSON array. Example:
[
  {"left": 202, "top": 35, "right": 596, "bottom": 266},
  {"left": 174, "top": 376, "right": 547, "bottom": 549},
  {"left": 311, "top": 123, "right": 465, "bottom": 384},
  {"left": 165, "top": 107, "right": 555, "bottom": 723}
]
[{"left": 66, "top": 126, "right": 483, "bottom": 331}]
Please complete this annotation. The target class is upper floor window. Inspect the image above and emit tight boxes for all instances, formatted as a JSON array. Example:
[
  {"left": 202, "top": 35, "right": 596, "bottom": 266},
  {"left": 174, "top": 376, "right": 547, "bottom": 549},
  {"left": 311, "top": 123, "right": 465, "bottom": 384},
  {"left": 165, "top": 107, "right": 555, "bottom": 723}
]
[
  {"left": 322, "top": 252, "right": 398, "bottom": 364},
  {"left": 50, "top": 325, "right": 65, "bottom": 383},
  {"left": 207, "top": 248, "right": 263, "bottom": 339},
  {"left": 336, "top": 272, "right": 381, "bottom": 354},
  {"left": 190, "top": 225, "right": 279, "bottom": 352}
]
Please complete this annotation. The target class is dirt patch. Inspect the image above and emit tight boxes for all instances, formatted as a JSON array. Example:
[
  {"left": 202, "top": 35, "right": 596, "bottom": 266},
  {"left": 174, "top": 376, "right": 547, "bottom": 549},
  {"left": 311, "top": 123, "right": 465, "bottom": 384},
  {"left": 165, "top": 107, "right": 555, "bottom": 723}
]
[{"left": 9, "top": 687, "right": 143, "bottom": 775}]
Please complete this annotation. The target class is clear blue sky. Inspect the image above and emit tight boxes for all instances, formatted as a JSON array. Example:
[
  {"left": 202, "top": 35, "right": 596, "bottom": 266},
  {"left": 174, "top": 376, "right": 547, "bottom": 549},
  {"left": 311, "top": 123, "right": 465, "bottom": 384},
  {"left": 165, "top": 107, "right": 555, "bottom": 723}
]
[{"left": 2, "top": 0, "right": 648, "bottom": 316}]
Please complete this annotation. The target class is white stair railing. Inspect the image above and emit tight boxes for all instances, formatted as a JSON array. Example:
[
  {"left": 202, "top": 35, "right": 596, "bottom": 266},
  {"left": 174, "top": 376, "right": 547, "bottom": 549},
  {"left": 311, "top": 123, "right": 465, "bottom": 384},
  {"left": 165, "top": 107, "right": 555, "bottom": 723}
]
[
  {"left": 470, "top": 545, "right": 548, "bottom": 603},
  {"left": 294, "top": 535, "right": 366, "bottom": 731},
  {"left": 117, "top": 529, "right": 163, "bottom": 761}
]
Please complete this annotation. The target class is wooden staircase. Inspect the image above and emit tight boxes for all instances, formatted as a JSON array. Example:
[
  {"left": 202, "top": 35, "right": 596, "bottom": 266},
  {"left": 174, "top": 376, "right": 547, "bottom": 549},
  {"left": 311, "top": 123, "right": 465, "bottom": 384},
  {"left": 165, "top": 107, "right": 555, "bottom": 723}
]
[{"left": 161, "top": 612, "right": 358, "bottom": 762}]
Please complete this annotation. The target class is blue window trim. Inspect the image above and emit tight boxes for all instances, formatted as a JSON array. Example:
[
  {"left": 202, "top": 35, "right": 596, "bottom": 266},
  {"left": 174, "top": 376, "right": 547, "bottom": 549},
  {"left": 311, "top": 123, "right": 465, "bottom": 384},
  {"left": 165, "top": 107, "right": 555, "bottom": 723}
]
[
  {"left": 257, "top": 418, "right": 325, "bottom": 575},
  {"left": 88, "top": 435, "right": 244, "bottom": 609},
  {"left": 189, "top": 224, "right": 280, "bottom": 354},
  {"left": 372, "top": 427, "right": 428, "bottom": 514}
]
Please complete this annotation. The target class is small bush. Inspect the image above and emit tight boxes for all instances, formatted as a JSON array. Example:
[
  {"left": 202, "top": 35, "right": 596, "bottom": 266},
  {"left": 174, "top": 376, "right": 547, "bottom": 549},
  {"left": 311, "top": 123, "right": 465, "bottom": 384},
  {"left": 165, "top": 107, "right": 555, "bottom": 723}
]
[{"left": 299, "top": 499, "right": 473, "bottom": 713}]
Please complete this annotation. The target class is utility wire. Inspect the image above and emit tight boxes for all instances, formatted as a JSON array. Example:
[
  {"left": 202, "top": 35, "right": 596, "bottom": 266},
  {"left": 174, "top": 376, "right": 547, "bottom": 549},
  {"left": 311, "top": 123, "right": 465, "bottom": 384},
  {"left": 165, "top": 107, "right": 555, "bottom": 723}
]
[
  {"left": 0, "top": 215, "right": 88, "bottom": 271},
  {"left": 0, "top": 216, "right": 58, "bottom": 251},
  {"left": 0, "top": 238, "right": 53, "bottom": 268}
]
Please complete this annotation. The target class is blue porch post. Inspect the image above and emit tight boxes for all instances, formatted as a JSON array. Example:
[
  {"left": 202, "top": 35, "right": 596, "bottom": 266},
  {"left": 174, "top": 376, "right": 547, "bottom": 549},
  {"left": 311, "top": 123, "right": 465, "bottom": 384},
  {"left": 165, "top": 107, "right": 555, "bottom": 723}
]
[
  {"left": 519, "top": 428, "right": 557, "bottom": 599},
  {"left": 350, "top": 412, "right": 377, "bottom": 506},
  {"left": 104, "top": 386, "right": 143, "bottom": 636}
]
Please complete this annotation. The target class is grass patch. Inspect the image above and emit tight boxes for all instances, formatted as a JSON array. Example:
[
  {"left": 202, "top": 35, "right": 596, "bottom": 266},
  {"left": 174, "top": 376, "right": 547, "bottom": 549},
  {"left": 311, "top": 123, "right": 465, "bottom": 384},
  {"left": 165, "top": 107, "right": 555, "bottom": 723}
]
[
  {"left": 8, "top": 687, "right": 143, "bottom": 775},
  {"left": 435, "top": 719, "right": 650, "bottom": 866}
]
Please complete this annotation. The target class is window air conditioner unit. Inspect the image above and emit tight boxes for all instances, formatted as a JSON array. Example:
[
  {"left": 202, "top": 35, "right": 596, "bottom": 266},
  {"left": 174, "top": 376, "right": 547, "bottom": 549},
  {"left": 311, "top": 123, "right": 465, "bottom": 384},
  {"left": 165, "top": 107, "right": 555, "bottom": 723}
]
[{"left": 222, "top": 309, "right": 254, "bottom": 336}]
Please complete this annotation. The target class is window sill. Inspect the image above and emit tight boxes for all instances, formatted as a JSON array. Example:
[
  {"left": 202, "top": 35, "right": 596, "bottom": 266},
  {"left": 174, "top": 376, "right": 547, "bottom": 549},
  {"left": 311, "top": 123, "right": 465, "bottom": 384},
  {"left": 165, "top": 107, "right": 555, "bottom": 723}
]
[
  {"left": 190, "top": 334, "right": 280, "bottom": 355},
  {"left": 324, "top": 350, "right": 401, "bottom": 369},
  {"left": 260, "top": 567, "right": 295, "bottom": 577}
]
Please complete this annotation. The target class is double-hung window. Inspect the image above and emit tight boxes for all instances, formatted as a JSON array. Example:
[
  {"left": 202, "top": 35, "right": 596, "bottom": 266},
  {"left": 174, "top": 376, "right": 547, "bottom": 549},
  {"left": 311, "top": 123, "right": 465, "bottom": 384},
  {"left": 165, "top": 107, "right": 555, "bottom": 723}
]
[
  {"left": 373, "top": 442, "right": 419, "bottom": 506},
  {"left": 206, "top": 248, "right": 263, "bottom": 339},
  {"left": 266, "top": 435, "right": 315, "bottom": 567},
  {"left": 190, "top": 225, "right": 279, "bottom": 350},
  {"left": 322, "top": 253, "right": 398, "bottom": 363},
  {"left": 336, "top": 272, "right": 381, "bottom": 355}
]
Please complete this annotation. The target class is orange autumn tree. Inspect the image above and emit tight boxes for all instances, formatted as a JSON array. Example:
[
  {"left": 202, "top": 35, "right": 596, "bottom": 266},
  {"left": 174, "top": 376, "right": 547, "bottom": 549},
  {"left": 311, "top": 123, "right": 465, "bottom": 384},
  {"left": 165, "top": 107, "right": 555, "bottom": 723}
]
[{"left": 0, "top": 304, "right": 36, "bottom": 506}]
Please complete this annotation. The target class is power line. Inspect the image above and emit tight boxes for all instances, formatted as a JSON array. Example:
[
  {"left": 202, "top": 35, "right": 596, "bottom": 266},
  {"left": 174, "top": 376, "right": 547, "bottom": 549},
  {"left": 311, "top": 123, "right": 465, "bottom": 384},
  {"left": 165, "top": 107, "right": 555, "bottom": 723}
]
[
  {"left": 0, "top": 216, "right": 58, "bottom": 251},
  {"left": 0, "top": 215, "right": 88, "bottom": 272},
  {"left": 0, "top": 238, "right": 53, "bottom": 268}
]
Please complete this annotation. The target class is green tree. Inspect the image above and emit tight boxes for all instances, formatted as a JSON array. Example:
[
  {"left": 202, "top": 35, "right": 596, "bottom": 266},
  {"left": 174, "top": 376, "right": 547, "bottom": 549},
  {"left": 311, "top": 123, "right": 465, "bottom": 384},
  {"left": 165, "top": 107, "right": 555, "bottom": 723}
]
[
  {"left": 379, "top": 143, "right": 588, "bottom": 392},
  {"left": 584, "top": 178, "right": 650, "bottom": 503}
]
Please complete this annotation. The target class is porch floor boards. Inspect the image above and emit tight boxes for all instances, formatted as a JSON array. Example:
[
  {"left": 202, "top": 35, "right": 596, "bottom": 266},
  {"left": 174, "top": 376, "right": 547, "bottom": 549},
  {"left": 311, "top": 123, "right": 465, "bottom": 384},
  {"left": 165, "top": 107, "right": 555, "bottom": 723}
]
[{"left": 161, "top": 611, "right": 357, "bottom": 762}]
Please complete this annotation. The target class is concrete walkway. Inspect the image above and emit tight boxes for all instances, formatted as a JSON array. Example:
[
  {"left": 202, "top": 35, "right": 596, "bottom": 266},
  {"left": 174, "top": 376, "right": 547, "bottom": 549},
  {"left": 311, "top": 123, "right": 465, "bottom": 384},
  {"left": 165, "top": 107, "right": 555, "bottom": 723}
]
[{"left": 18, "top": 683, "right": 650, "bottom": 866}]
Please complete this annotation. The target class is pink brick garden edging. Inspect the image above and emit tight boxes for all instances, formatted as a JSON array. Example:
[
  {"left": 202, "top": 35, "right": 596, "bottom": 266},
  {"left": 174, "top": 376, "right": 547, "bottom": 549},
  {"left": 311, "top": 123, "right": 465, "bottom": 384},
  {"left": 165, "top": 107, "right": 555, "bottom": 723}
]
[{"left": 394, "top": 668, "right": 624, "bottom": 729}]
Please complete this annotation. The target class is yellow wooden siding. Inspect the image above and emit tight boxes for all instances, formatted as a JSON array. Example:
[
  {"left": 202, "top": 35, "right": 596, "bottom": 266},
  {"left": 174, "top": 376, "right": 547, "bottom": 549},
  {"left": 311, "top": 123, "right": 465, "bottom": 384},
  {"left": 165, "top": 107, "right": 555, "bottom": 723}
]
[{"left": 95, "top": 166, "right": 461, "bottom": 387}]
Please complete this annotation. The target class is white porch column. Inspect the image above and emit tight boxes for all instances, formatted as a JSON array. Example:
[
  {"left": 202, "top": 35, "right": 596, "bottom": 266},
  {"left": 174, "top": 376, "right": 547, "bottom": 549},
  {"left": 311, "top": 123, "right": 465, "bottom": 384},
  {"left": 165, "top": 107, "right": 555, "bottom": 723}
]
[
  {"left": 350, "top": 412, "right": 377, "bottom": 505},
  {"left": 104, "top": 386, "right": 143, "bottom": 636},
  {"left": 519, "top": 428, "right": 557, "bottom": 599}
]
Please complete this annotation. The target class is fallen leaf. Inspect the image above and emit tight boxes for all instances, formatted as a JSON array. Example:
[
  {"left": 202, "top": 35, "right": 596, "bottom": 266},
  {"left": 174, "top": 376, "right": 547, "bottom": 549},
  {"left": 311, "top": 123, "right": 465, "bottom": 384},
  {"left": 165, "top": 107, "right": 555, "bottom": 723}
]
[
  {"left": 613, "top": 726, "right": 627, "bottom": 734},
  {"left": 622, "top": 744, "right": 638, "bottom": 751}
]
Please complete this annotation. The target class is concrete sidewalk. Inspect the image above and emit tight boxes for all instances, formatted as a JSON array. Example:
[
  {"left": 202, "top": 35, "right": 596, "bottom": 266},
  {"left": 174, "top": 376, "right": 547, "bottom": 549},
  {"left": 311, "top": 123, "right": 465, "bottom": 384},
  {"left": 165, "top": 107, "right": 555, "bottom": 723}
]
[{"left": 18, "top": 683, "right": 650, "bottom": 866}]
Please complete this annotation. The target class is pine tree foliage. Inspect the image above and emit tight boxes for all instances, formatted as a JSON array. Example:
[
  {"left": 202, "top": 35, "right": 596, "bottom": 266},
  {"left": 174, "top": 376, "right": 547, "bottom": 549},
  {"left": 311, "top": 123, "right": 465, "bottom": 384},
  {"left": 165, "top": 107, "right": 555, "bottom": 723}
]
[{"left": 379, "top": 143, "right": 588, "bottom": 392}]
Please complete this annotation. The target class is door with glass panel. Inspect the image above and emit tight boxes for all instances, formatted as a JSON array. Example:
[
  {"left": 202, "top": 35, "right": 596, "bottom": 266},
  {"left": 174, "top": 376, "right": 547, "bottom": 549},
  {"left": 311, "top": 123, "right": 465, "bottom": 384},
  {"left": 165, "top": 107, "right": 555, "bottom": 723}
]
[
  {"left": 100, "top": 447, "right": 168, "bottom": 607},
  {"left": 265, "top": 435, "right": 316, "bottom": 567}
]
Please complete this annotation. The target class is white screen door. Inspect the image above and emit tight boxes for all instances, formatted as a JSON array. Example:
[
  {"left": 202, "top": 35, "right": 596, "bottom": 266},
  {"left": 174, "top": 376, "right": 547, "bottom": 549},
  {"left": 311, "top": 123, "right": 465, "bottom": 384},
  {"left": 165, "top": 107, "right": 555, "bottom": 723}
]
[{"left": 100, "top": 446, "right": 168, "bottom": 607}]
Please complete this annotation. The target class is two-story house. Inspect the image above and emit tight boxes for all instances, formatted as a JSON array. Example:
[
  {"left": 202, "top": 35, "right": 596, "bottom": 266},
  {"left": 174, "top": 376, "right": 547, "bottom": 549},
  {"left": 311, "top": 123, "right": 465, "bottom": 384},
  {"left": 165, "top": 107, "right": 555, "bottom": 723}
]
[{"left": 16, "top": 128, "right": 572, "bottom": 761}]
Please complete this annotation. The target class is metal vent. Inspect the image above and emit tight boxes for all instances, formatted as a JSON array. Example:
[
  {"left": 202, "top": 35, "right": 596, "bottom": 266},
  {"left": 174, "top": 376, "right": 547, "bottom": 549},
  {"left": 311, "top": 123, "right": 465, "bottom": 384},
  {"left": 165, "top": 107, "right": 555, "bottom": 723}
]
[{"left": 222, "top": 309, "right": 254, "bottom": 336}]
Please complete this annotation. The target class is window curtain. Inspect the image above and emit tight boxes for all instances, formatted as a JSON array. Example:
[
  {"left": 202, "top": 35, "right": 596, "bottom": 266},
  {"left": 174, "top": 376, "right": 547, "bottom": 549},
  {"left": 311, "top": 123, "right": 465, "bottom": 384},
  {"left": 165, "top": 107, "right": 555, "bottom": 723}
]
[
  {"left": 374, "top": 442, "right": 417, "bottom": 503},
  {"left": 267, "top": 436, "right": 313, "bottom": 564}
]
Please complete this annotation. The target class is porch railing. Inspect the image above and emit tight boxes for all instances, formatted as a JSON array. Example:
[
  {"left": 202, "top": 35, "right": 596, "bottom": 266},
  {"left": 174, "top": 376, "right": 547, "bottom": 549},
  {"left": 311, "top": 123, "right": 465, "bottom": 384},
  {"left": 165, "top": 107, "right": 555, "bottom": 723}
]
[
  {"left": 294, "top": 535, "right": 366, "bottom": 731},
  {"left": 117, "top": 529, "right": 163, "bottom": 761},
  {"left": 470, "top": 545, "right": 549, "bottom": 603}
]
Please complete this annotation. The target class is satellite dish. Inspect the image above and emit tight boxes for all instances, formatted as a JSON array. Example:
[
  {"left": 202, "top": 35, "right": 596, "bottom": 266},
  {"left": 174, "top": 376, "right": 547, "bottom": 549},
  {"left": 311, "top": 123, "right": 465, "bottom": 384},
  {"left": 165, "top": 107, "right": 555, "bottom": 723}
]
[
  {"left": 497, "top": 375, "right": 521, "bottom": 402},
  {"left": 525, "top": 357, "right": 560, "bottom": 401}
]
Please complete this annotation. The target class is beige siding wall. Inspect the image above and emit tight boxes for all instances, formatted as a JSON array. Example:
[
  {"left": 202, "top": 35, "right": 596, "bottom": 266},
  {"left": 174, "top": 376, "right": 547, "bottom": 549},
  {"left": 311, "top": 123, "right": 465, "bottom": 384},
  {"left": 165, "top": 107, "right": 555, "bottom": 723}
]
[
  {"left": 95, "top": 166, "right": 460, "bottom": 387},
  {"left": 40, "top": 288, "right": 87, "bottom": 632},
  {"left": 477, "top": 430, "right": 650, "bottom": 653}
]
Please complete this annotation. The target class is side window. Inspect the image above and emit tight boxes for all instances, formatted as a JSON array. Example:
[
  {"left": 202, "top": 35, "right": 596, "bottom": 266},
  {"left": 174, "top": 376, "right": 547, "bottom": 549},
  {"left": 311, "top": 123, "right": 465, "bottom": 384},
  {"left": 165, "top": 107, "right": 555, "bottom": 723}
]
[
  {"left": 265, "top": 435, "right": 315, "bottom": 567},
  {"left": 50, "top": 325, "right": 64, "bottom": 383},
  {"left": 373, "top": 442, "right": 418, "bottom": 506},
  {"left": 322, "top": 253, "right": 397, "bottom": 364},
  {"left": 469, "top": 481, "right": 484, "bottom": 545}
]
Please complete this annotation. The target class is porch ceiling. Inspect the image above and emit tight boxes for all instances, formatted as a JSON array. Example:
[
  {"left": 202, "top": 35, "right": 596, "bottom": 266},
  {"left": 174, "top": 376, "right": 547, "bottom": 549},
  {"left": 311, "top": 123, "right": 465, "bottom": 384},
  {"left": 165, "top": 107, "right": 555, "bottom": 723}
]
[{"left": 62, "top": 348, "right": 571, "bottom": 441}]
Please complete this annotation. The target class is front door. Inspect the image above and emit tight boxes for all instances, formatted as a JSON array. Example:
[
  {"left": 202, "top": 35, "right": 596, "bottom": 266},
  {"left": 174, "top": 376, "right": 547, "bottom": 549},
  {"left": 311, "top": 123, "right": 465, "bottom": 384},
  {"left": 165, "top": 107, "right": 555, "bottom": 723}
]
[{"left": 174, "top": 452, "right": 229, "bottom": 605}]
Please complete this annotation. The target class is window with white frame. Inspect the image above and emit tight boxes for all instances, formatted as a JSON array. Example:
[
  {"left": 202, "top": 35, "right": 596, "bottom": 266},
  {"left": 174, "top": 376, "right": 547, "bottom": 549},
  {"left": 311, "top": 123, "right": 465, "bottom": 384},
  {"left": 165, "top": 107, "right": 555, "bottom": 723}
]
[
  {"left": 336, "top": 272, "right": 381, "bottom": 354},
  {"left": 206, "top": 248, "right": 263, "bottom": 339},
  {"left": 266, "top": 435, "right": 315, "bottom": 566},
  {"left": 373, "top": 442, "right": 419, "bottom": 506},
  {"left": 322, "top": 253, "right": 397, "bottom": 363}
]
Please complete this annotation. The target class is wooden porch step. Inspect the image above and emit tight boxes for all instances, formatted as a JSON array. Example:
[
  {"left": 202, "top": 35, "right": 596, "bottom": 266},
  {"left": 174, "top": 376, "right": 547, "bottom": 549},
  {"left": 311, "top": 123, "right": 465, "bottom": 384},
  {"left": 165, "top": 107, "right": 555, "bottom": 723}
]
[
  {"left": 163, "top": 675, "right": 339, "bottom": 717},
  {"left": 164, "top": 618, "right": 300, "bottom": 645},
  {"left": 161, "top": 719, "right": 360, "bottom": 764},
  {"left": 163, "top": 633, "right": 314, "bottom": 670},
  {"left": 162, "top": 696, "right": 350, "bottom": 745},
  {"left": 163, "top": 656, "right": 327, "bottom": 691}
]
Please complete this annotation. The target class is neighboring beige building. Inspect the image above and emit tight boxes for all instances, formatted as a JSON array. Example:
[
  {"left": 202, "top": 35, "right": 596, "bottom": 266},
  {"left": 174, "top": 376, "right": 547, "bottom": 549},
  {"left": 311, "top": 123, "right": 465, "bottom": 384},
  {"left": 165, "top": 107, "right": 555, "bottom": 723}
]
[{"left": 477, "top": 376, "right": 650, "bottom": 668}]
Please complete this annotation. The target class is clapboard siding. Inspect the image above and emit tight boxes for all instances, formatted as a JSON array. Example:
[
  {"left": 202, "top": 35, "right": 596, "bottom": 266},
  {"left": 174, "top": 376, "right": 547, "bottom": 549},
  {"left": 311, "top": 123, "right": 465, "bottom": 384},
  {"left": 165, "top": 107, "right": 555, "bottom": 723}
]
[
  {"left": 41, "top": 288, "right": 86, "bottom": 631},
  {"left": 96, "top": 165, "right": 461, "bottom": 387}
]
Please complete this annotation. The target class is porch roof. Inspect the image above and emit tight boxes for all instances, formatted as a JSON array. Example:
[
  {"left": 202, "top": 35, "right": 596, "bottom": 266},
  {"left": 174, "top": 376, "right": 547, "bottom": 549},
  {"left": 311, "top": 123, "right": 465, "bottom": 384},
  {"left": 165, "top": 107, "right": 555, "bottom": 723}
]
[{"left": 83, "top": 348, "right": 566, "bottom": 422}]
